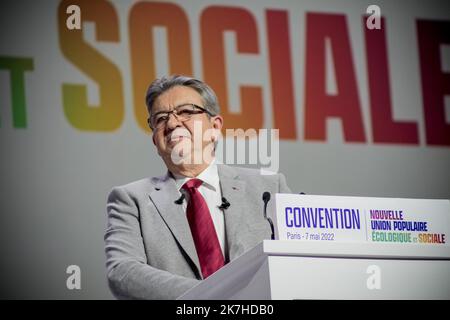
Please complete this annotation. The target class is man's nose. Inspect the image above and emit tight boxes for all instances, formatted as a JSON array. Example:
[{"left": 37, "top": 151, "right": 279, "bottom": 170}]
[{"left": 165, "top": 112, "right": 182, "bottom": 130}]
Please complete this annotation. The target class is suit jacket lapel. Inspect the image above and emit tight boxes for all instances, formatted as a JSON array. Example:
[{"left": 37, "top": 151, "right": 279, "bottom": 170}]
[
  {"left": 217, "top": 164, "right": 248, "bottom": 261},
  {"left": 148, "top": 174, "right": 201, "bottom": 275}
]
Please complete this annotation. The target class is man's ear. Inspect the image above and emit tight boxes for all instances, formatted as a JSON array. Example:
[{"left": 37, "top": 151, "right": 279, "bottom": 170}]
[
  {"left": 210, "top": 116, "right": 224, "bottom": 144},
  {"left": 212, "top": 115, "right": 223, "bottom": 130}
]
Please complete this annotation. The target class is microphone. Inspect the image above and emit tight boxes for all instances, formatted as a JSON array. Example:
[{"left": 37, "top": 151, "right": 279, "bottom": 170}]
[
  {"left": 262, "top": 192, "right": 275, "bottom": 240},
  {"left": 218, "top": 197, "right": 230, "bottom": 210},
  {"left": 174, "top": 194, "right": 185, "bottom": 205}
]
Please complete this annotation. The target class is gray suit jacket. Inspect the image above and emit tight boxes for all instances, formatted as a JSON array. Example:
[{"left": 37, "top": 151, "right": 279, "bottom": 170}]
[{"left": 105, "top": 164, "right": 291, "bottom": 299}]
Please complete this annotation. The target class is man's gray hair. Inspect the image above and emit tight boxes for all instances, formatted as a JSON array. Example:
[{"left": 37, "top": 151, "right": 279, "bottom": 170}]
[{"left": 145, "top": 75, "right": 220, "bottom": 117}]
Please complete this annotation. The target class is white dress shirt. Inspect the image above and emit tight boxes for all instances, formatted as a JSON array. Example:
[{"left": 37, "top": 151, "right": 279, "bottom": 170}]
[{"left": 172, "top": 160, "right": 227, "bottom": 257}]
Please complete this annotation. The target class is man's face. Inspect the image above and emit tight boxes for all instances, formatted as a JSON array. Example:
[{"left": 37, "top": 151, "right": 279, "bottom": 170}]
[{"left": 151, "top": 85, "right": 223, "bottom": 167}]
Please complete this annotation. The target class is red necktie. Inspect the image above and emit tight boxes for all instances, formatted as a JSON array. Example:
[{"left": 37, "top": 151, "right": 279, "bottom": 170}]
[{"left": 182, "top": 178, "right": 225, "bottom": 278}]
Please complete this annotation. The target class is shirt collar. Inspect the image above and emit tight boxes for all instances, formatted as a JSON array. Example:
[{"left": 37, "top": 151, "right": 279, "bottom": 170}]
[{"left": 171, "top": 159, "right": 219, "bottom": 192}]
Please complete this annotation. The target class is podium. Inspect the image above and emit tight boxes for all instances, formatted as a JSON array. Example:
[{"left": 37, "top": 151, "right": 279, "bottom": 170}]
[{"left": 178, "top": 240, "right": 450, "bottom": 299}]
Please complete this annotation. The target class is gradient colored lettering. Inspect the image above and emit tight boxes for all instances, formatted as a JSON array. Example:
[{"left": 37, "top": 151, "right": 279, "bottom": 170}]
[
  {"left": 266, "top": 9, "right": 297, "bottom": 140},
  {"left": 129, "top": 2, "right": 193, "bottom": 132},
  {"left": 304, "top": 13, "right": 366, "bottom": 142},
  {"left": 201, "top": 6, "right": 263, "bottom": 131},
  {"left": 417, "top": 19, "right": 450, "bottom": 147},
  {"left": 0, "top": 56, "right": 34, "bottom": 128},
  {"left": 58, "top": 0, "right": 124, "bottom": 131},
  {"left": 365, "top": 17, "right": 419, "bottom": 144}
]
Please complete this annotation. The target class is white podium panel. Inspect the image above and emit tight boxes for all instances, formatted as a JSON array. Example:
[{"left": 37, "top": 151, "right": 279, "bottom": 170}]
[
  {"left": 267, "top": 256, "right": 449, "bottom": 299},
  {"left": 178, "top": 241, "right": 450, "bottom": 300}
]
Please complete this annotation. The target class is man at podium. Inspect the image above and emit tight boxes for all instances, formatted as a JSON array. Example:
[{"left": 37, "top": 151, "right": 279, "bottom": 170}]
[{"left": 104, "top": 75, "right": 291, "bottom": 299}]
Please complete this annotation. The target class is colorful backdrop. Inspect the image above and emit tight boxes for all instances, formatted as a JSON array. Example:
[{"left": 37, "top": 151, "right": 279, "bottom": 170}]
[{"left": 0, "top": 0, "right": 449, "bottom": 298}]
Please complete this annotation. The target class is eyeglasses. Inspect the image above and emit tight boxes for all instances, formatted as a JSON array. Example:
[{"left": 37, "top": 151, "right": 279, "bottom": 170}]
[{"left": 148, "top": 103, "right": 214, "bottom": 130}]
